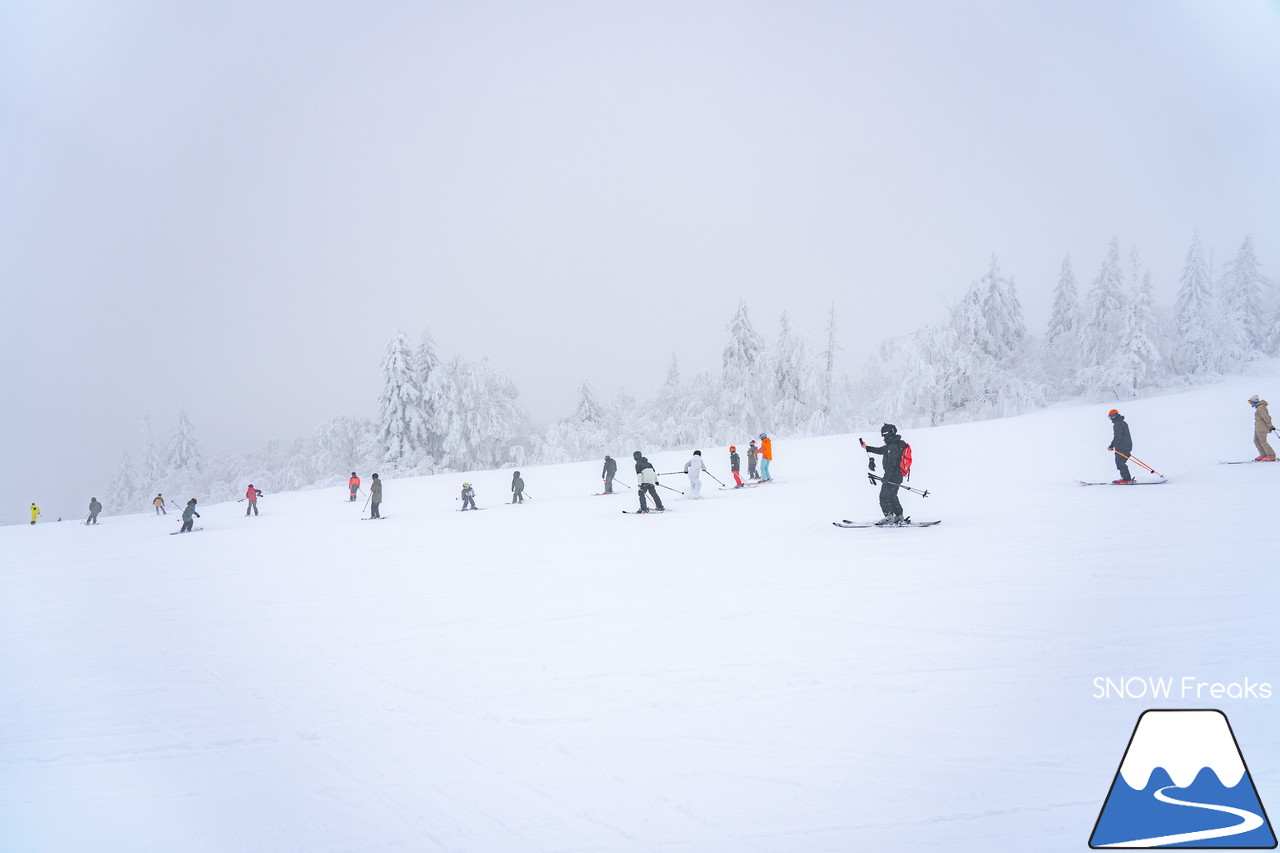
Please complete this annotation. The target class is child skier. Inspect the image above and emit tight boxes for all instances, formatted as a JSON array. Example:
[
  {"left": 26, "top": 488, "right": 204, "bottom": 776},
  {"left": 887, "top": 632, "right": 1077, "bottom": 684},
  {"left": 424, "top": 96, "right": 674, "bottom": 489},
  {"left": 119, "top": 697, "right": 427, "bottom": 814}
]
[
  {"left": 30, "top": 503, "right": 40, "bottom": 525},
  {"left": 747, "top": 440, "right": 760, "bottom": 480},
  {"left": 729, "top": 446, "right": 743, "bottom": 487},
  {"left": 461, "top": 482, "right": 477, "bottom": 510},
  {"left": 511, "top": 472, "right": 525, "bottom": 504},
  {"left": 348, "top": 473, "right": 361, "bottom": 501},
  {"left": 684, "top": 450, "right": 705, "bottom": 499},
  {"left": 153, "top": 494, "right": 166, "bottom": 515}
]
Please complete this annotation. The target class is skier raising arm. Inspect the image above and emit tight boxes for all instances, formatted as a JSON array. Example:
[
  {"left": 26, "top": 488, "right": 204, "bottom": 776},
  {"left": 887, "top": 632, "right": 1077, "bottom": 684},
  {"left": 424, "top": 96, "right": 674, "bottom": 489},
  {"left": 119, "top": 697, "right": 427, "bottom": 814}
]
[{"left": 860, "top": 424, "right": 908, "bottom": 525}]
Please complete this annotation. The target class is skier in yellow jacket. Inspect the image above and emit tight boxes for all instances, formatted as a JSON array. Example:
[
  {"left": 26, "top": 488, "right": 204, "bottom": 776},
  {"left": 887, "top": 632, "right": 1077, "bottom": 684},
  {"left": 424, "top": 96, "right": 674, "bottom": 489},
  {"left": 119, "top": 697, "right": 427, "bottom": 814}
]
[{"left": 30, "top": 503, "right": 40, "bottom": 525}]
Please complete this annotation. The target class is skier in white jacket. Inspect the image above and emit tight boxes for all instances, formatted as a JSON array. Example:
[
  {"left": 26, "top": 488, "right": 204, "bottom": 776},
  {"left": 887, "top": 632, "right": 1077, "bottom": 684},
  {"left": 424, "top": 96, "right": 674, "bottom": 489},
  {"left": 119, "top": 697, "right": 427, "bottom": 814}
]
[{"left": 684, "top": 450, "right": 705, "bottom": 499}]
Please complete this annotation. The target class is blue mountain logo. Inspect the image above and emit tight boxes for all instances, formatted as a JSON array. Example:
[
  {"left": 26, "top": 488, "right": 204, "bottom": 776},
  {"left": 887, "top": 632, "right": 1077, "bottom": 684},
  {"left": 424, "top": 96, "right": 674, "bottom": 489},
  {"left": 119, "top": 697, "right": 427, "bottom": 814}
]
[{"left": 1091, "top": 710, "right": 1276, "bottom": 848}]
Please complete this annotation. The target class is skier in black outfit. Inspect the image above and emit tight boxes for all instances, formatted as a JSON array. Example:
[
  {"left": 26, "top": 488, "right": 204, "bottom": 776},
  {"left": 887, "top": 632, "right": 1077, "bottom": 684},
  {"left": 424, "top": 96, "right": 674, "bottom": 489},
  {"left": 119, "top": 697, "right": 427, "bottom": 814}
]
[
  {"left": 861, "top": 424, "right": 908, "bottom": 525},
  {"left": 601, "top": 455, "right": 617, "bottom": 494},
  {"left": 1107, "top": 409, "right": 1134, "bottom": 483}
]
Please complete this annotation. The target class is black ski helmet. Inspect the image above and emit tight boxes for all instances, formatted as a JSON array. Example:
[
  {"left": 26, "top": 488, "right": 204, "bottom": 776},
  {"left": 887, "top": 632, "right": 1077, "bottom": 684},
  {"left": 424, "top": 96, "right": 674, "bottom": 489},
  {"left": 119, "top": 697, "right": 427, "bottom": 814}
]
[
  {"left": 881, "top": 423, "right": 898, "bottom": 437},
  {"left": 633, "top": 450, "right": 642, "bottom": 459},
  {"left": 693, "top": 450, "right": 701, "bottom": 456}
]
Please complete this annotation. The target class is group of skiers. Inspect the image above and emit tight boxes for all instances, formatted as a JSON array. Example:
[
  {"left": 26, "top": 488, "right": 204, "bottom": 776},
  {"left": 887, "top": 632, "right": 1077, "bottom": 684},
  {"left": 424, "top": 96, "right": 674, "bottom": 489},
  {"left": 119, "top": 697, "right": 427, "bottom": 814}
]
[{"left": 22, "top": 395, "right": 1276, "bottom": 529}]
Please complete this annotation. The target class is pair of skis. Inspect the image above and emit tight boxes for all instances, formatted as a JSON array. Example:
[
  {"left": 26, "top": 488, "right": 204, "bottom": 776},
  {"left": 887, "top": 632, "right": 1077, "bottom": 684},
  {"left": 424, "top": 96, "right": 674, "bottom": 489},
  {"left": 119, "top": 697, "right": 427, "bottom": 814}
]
[{"left": 832, "top": 518, "right": 941, "bottom": 528}]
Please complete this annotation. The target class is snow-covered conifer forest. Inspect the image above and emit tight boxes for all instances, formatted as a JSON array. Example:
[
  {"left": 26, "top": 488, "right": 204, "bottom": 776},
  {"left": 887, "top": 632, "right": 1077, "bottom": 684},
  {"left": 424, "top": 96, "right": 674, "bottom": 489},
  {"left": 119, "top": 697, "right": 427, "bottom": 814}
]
[{"left": 105, "top": 234, "right": 1275, "bottom": 512}]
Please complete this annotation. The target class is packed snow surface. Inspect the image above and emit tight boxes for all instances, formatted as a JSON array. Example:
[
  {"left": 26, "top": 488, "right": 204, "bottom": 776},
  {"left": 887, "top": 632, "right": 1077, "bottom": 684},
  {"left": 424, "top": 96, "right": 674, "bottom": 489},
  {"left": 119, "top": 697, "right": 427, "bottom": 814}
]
[{"left": 3, "top": 368, "right": 1279, "bottom": 852}]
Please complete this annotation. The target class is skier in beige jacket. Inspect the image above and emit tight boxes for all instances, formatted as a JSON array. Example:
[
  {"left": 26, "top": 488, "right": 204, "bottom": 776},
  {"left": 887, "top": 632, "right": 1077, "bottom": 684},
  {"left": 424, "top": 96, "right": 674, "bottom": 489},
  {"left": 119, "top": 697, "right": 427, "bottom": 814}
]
[{"left": 1249, "top": 395, "right": 1276, "bottom": 461}]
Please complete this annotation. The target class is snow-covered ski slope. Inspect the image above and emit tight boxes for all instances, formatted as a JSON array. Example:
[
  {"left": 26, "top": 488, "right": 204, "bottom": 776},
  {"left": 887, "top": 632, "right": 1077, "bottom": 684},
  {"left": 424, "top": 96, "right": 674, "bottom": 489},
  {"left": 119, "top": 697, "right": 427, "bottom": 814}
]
[{"left": 4, "top": 366, "right": 1279, "bottom": 852}]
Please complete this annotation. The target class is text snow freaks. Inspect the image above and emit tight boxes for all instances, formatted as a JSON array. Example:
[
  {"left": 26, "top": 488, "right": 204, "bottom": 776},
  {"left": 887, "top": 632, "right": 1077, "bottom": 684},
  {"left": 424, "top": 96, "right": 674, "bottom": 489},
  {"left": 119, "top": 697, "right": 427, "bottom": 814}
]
[{"left": 1092, "top": 676, "right": 1272, "bottom": 700}]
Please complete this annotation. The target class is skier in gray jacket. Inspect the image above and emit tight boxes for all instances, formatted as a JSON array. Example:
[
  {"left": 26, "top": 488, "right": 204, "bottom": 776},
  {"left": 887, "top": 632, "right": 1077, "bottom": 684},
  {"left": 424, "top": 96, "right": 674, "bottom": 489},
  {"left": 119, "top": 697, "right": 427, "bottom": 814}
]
[
  {"left": 511, "top": 472, "right": 525, "bottom": 504},
  {"left": 87, "top": 497, "right": 102, "bottom": 525},
  {"left": 370, "top": 474, "right": 383, "bottom": 518}
]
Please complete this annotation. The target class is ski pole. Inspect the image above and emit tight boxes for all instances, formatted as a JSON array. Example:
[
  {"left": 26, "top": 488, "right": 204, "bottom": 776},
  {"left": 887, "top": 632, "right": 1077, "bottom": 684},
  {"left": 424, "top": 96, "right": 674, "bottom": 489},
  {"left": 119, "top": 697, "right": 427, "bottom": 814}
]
[
  {"left": 1112, "top": 449, "right": 1163, "bottom": 478},
  {"left": 703, "top": 469, "right": 725, "bottom": 487},
  {"left": 867, "top": 472, "right": 931, "bottom": 498},
  {"left": 656, "top": 483, "right": 684, "bottom": 494},
  {"left": 607, "top": 479, "right": 634, "bottom": 490},
  {"left": 363, "top": 494, "right": 371, "bottom": 512}
]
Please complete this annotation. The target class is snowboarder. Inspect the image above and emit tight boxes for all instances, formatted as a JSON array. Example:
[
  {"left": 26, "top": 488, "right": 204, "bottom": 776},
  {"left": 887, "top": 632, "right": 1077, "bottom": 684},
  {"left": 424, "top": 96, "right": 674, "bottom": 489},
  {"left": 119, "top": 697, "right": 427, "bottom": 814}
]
[
  {"left": 1249, "top": 396, "right": 1276, "bottom": 461},
  {"left": 633, "top": 451, "right": 664, "bottom": 513},
  {"left": 369, "top": 474, "right": 383, "bottom": 518},
  {"left": 460, "top": 482, "right": 477, "bottom": 510},
  {"left": 729, "top": 446, "right": 743, "bottom": 487},
  {"left": 1107, "top": 409, "right": 1134, "bottom": 483},
  {"left": 684, "top": 450, "right": 705, "bottom": 499},
  {"left": 601, "top": 455, "right": 617, "bottom": 494},
  {"left": 245, "top": 484, "right": 263, "bottom": 516},
  {"left": 747, "top": 440, "right": 760, "bottom": 480},
  {"left": 29, "top": 503, "right": 40, "bottom": 525},
  {"left": 511, "top": 471, "right": 525, "bottom": 504},
  {"left": 861, "top": 424, "right": 908, "bottom": 524},
  {"left": 153, "top": 494, "right": 166, "bottom": 515},
  {"left": 179, "top": 498, "right": 200, "bottom": 533},
  {"left": 86, "top": 497, "right": 102, "bottom": 525},
  {"left": 348, "top": 472, "right": 361, "bottom": 502},
  {"left": 758, "top": 433, "right": 774, "bottom": 482}
]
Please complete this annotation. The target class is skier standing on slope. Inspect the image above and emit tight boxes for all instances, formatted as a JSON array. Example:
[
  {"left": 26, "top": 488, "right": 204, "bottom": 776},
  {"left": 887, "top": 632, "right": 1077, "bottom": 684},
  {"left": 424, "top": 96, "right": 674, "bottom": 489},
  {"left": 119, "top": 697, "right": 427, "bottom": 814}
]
[
  {"left": 601, "top": 455, "right": 617, "bottom": 494},
  {"left": 460, "top": 482, "right": 476, "bottom": 510},
  {"left": 684, "top": 450, "right": 705, "bottom": 499},
  {"left": 87, "top": 497, "right": 102, "bottom": 525},
  {"left": 861, "top": 424, "right": 908, "bottom": 525},
  {"left": 179, "top": 498, "right": 200, "bottom": 533},
  {"left": 348, "top": 472, "right": 361, "bottom": 502},
  {"left": 747, "top": 440, "right": 760, "bottom": 481},
  {"left": 633, "top": 451, "right": 664, "bottom": 513},
  {"left": 729, "top": 446, "right": 743, "bottom": 488},
  {"left": 1107, "top": 409, "right": 1134, "bottom": 483},
  {"left": 29, "top": 503, "right": 40, "bottom": 525},
  {"left": 245, "top": 484, "right": 263, "bottom": 516},
  {"left": 369, "top": 474, "right": 383, "bottom": 518},
  {"left": 511, "top": 472, "right": 525, "bottom": 504},
  {"left": 1249, "top": 396, "right": 1276, "bottom": 461},
  {"left": 758, "top": 434, "right": 774, "bottom": 482},
  {"left": 153, "top": 494, "right": 166, "bottom": 515}
]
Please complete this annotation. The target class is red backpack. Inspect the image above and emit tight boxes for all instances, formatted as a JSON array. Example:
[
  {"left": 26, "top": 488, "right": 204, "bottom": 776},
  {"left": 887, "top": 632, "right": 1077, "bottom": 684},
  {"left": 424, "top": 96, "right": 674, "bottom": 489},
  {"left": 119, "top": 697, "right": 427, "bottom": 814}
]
[{"left": 900, "top": 443, "right": 912, "bottom": 480}]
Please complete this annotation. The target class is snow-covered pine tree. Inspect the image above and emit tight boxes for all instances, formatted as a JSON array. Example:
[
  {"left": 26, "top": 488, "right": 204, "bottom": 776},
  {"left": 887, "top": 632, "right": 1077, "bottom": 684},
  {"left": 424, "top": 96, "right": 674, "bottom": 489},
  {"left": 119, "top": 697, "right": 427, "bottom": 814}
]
[
  {"left": 770, "top": 311, "right": 813, "bottom": 434},
  {"left": 1084, "top": 238, "right": 1127, "bottom": 370},
  {"left": 415, "top": 331, "right": 446, "bottom": 461},
  {"left": 540, "top": 381, "right": 609, "bottom": 463},
  {"left": 1172, "top": 231, "right": 1220, "bottom": 376},
  {"left": 437, "top": 356, "right": 528, "bottom": 471},
  {"left": 1044, "top": 255, "right": 1085, "bottom": 399},
  {"left": 1219, "top": 235, "right": 1268, "bottom": 367},
  {"left": 165, "top": 409, "right": 204, "bottom": 481},
  {"left": 104, "top": 450, "right": 139, "bottom": 515},
  {"left": 311, "top": 415, "right": 374, "bottom": 481},
  {"left": 719, "top": 300, "right": 769, "bottom": 438},
  {"left": 818, "top": 302, "right": 840, "bottom": 420},
  {"left": 1092, "top": 270, "right": 1164, "bottom": 398},
  {"left": 140, "top": 412, "right": 163, "bottom": 490},
  {"left": 371, "top": 331, "right": 432, "bottom": 472}
]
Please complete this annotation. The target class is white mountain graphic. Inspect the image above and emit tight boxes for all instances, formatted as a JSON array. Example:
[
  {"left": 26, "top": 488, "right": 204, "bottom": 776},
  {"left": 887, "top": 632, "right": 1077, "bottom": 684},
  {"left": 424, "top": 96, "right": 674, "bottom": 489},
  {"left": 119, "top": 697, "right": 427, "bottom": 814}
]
[{"left": 1090, "top": 710, "right": 1276, "bottom": 849}]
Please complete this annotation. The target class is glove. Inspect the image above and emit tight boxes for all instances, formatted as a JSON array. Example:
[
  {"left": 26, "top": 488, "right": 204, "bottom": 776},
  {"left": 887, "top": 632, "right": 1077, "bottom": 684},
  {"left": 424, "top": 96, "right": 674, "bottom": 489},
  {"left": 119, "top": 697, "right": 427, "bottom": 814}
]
[
  {"left": 1107, "top": 446, "right": 1113, "bottom": 451},
  {"left": 868, "top": 458, "right": 876, "bottom": 471}
]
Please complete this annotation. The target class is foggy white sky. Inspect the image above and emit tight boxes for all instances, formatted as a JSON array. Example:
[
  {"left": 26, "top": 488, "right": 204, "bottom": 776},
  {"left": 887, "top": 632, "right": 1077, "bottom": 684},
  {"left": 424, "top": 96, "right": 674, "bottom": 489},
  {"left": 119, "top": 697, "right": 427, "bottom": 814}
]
[{"left": 3, "top": 1, "right": 1278, "bottom": 524}]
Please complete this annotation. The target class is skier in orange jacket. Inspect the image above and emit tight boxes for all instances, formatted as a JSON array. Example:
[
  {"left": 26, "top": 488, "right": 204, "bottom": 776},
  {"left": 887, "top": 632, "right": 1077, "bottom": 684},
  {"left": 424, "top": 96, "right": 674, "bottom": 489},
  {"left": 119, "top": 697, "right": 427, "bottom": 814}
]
[
  {"left": 348, "top": 473, "right": 361, "bottom": 502},
  {"left": 758, "top": 434, "right": 773, "bottom": 482}
]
